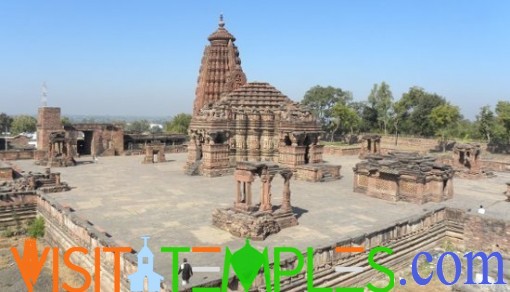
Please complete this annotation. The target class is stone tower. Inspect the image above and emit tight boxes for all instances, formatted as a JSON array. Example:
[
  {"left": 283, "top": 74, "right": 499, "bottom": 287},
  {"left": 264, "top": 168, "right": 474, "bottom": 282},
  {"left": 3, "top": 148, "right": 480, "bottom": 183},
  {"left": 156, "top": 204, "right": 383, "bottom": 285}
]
[
  {"left": 193, "top": 15, "right": 247, "bottom": 116},
  {"left": 36, "top": 107, "right": 63, "bottom": 152}
]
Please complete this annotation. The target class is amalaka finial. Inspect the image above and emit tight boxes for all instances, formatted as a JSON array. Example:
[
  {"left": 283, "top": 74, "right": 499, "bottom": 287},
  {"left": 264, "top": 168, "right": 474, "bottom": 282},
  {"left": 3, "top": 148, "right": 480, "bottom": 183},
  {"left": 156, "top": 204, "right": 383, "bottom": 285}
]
[{"left": 219, "top": 13, "right": 225, "bottom": 28}]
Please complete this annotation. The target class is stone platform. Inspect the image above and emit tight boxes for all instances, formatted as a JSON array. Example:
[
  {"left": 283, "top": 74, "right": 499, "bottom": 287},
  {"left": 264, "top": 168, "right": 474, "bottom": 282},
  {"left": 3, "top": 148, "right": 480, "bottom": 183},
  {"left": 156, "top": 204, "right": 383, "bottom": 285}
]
[
  {"left": 294, "top": 164, "right": 341, "bottom": 182},
  {"left": 212, "top": 207, "right": 297, "bottom": 240}
]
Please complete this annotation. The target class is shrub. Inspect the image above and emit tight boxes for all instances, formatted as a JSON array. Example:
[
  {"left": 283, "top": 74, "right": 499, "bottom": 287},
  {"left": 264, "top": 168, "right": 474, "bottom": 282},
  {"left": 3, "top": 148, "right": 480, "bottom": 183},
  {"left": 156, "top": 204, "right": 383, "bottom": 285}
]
[{"left": 27, "top": 217, "right": 45, "bottom": 238}]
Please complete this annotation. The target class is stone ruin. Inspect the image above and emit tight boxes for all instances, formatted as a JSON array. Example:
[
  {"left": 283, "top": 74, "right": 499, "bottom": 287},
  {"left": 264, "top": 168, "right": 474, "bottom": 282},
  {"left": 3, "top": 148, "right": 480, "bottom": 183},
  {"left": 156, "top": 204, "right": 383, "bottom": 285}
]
[
  {"left": 36, "top": 131, "right": 77, "bottom": 167},
  {"left": 142, "top": 143, "right": 166, "bottom": 164},
  {"left": 451, "top": 143, "right": 494, "bottom": 178},
  {"left": 353, "top": 152, "right": 454, "bottom": 204},
  {"left": 185, "top": 16, "right": 337, "bottom": 178},
  {"left": 359, "top": 134, "right": 381, "bottom": 158},
  {"left": 212, "top": 162, "right": 298, "bottom": 240},
  {"left": 0, "top": 167, "right": 70, "bottom": 194}
]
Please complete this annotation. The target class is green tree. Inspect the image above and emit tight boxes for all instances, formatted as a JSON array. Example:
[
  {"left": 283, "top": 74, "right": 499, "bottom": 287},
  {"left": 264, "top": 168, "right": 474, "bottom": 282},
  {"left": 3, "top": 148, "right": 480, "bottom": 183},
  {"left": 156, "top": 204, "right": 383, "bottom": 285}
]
[
  {"left": 476, "top": 106, "right": 496, "bottom": 143},
  {"left": 11, "top": 115, "right": 37, "bottom": 134},
  {"left": 368, "top": 82, "right": 394, "bottom": 134},
  {"left": 126, "top": 120, "right": 150, "bottom": 133},
  {"left": 61, "top": 116, "right": 72, "bottom": 127},
  {"left": 394, "top": 87, "right": 447, "bottom": 136},
  {"left": 0, "top": 113, "right": 13, "bottom": 134},
  {"left": 165, "top": 113, "right": 192, "bottom": 134},
  {"left": 496, "top": 101, "right": 510, "bottom": 144},
  {"left": 430, "top": 103, "right": 462, "bottom": 152},
  {"left": 331, "top": 103, "right": 361, "bottom": 138},
  {"left": 301, "top": 86, "right": 352, "bottom": 132},
  {"left": 349, "top": 101, "right": 377, "bottom": 133}
]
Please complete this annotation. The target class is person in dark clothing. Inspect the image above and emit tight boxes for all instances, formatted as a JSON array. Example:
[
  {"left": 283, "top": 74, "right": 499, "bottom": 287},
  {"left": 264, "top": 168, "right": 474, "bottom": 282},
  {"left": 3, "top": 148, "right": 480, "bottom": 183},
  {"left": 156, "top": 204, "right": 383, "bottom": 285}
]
[{"left": 178, "top": 258, "right": 193, "bottom": 285}]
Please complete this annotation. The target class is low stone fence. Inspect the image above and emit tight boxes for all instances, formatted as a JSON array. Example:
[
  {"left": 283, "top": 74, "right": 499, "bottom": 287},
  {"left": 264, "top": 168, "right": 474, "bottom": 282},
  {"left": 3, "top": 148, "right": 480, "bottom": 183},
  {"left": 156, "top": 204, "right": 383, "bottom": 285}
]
[
  {"left": 37, "top": 194, "right": 138, "bottom": 292},
  {"left": 323, "top": 146, "right": 360, "bottom": 156},
  {"left": 0, "top": 149, "right": 35, "bottom": 160}
]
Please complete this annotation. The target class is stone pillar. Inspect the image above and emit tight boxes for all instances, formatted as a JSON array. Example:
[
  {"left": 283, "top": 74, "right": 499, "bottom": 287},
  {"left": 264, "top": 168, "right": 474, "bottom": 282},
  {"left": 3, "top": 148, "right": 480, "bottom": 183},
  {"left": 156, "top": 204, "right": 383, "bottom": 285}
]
[
  {"left": 259, "top": 170, "right": 274, "bottom": 212},
  {"left": 280, "top": 171, "right": 293, "bottom": 211},
  {"left": 236, "top": 181, "right": 241, "bottom": 203},
  {"left": 45, "top": 167, "right": 51, "bottom": 177},
  {"left": 246, "top": 182, "right": 252, "bottom": 206},
  {"left": 54, "top": 172, "right": 61, "bottom": 186}
]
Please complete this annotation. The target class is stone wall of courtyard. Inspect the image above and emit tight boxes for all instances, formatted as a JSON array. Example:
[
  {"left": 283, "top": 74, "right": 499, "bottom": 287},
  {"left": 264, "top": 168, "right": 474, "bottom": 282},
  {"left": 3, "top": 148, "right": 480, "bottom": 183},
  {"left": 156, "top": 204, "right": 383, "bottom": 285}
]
[{"left": 37, "top": 194, "right": 138, "bottom": 292}]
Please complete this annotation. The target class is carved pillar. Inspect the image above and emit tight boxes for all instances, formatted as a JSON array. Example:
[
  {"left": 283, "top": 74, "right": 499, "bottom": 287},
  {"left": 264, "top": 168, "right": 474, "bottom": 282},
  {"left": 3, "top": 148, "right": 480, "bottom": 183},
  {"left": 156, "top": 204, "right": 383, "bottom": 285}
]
[
  {"left": 280, "top": 171, "right": 293, "bottom": 211},
  {"left": 259, "top": 169, "right": 274, "bottom": 212}
]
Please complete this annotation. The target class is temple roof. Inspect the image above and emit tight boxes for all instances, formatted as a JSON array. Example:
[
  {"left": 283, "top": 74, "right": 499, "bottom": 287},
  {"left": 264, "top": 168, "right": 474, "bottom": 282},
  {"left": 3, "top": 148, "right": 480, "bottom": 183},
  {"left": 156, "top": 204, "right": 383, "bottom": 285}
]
[
  {"left": 218, "top": 82, "right": 291, "bottom": 109},
  {"left": 208, "top": 15, "right": 236, "bottom": 43}
]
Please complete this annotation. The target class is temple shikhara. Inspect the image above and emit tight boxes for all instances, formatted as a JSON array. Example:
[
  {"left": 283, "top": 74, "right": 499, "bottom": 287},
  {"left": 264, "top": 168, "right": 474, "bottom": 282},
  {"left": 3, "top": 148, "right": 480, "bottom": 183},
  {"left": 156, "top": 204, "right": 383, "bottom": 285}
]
[{"left": 186, "top": 16, "right": 331, "bottom": 177}]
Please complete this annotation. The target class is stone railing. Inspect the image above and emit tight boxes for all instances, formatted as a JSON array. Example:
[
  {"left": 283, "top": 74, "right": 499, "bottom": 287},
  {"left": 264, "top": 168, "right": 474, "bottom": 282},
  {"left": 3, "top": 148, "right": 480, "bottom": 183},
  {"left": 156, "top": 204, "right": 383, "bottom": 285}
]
[{"left": 37, "top": 194, "right": 138, "bottom": 292}]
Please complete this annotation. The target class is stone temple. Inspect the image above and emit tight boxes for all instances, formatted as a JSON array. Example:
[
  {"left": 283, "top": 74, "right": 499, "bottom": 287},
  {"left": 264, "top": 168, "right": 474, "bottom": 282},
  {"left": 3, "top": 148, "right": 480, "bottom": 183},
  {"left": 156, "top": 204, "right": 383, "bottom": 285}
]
[{"left": 186, "top": 16, "right": 327, "bottom": 177}]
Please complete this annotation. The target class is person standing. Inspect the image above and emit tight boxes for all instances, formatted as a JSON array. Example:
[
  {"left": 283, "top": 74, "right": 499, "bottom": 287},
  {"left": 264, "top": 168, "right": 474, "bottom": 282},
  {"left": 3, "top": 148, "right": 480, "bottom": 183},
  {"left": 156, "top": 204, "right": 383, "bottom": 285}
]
[{"left": 178, "top": 258, "right": 193, "bottom": 285}]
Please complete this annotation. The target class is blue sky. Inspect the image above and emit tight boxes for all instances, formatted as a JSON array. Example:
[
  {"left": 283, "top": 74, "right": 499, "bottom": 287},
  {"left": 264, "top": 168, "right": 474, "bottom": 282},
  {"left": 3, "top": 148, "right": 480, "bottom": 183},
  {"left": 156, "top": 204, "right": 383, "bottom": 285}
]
[{"left": 1, "top": 1, "right": 509, "bottom": 120}]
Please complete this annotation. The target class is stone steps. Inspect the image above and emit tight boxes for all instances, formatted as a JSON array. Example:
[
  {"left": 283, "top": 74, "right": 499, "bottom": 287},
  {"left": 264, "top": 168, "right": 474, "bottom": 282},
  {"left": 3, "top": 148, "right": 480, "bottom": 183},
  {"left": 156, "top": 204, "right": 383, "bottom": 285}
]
[
  {"left": 262, "top": 222, "right": 460, "bottom": 292},
  {"left": 0, "top": 204, "right": 37, "bottom": 231}
]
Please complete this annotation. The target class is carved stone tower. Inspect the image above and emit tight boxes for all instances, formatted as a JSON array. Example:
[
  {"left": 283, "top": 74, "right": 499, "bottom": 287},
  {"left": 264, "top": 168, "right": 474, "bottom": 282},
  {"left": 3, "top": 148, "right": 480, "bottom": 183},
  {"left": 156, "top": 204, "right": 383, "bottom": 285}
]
[{"left": 193, "top": 15, "right": 247, "bottom": 116}]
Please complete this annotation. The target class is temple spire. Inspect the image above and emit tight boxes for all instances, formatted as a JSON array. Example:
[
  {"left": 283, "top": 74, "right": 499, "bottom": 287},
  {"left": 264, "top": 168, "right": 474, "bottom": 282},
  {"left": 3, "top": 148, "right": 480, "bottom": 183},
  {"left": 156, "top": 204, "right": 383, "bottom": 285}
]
[{"left": 219, "top": 14, "right": 225, "bottom": 28}]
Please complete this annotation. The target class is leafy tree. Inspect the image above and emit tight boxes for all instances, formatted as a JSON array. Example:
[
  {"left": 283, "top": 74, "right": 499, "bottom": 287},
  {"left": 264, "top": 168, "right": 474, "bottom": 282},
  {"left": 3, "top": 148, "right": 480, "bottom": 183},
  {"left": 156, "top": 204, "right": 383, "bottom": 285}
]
[
  {"left": 368, "top": 82, "right": 394, "bottom": 134},
  {"left": 496, "top": 101, "right": 510, "bottom": 144},
  {"left": 331, "top": 103, "right": 361, "bottom": 138},
  {"left": 394, "top": 87, "right": 446, "bottom": 136},
  {"left": 165, "top": 113, "right": 192, "bottom": 134},
  {"left": 61, "top": 116, "right": 72, "bottom": 127},
  {"left": 301, "top": 86, "right": 352, "bottom": 132},
  {"left": 430, "top": 103, "right": 462, "bottom": 151},
  {"left": 349, "top": 101, "right": 377, "bottom": 133},
  {"left": 126, "top": 120, "right": 150, "bottom": 133},
  {"left": 475, "top": 106, "right": 496, "bottom": 143},
  {"left": 0, "top": 113, "right": 13, "bottom": 134},
  {"left": 11, "top": 115, "right": 37, "bottom": 134}
]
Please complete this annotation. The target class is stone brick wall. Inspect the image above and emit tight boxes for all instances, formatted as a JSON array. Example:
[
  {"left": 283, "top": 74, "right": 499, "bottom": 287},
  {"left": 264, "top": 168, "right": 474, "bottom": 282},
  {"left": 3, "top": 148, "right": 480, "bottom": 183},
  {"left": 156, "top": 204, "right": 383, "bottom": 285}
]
[
  {"left": 446, "top": 208, "right": 510, "bottom": 254},
  {"left": 37, "top": 195, "right": 137, "bottom": 292},
  {"left": 0, "top": 149, "right": 35, "bottom": 160},
  {"left": 37, "top": 107, "right": 63, "bottom": 152},
  {"left": 323, "top": 145, "right": 360, "bottom": 156}
]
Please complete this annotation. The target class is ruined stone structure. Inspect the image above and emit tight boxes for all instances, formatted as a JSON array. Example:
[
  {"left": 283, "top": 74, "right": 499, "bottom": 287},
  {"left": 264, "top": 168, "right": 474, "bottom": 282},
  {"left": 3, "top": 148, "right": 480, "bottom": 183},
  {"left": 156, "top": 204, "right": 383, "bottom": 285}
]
[
  {"left": 212, "top": 162, "right": 298, "bottom": 240},
  {"left": 37, "top": 107, "right": 64, "bottom": 154},
  {"left": 142, "top": 143, "right": 166, "bottom": 164},
  {"left": 353, "top": 152, "right": 454, "bottom": 204},
  {"left": 450, "top": 143, "right": 494, "bottom": 178},
  {"left": 36, "top": 131, "right": 77, "bottom": 167},
  {"left": 359, "top": 134, "right": 381, "bottom": 158},
  {"left": 35, "top": 107, "right": 124, "bottom": 166},
  {"left": 187, "top": 17, "right": 325, "bottom": 177}
]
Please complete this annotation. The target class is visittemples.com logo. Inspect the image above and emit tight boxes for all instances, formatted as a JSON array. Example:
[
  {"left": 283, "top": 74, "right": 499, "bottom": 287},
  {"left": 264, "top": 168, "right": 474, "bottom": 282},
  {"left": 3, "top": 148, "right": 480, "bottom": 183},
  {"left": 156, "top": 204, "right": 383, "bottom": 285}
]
[{"left": 11, "top": 237, "right": 506, "bottom": 291}]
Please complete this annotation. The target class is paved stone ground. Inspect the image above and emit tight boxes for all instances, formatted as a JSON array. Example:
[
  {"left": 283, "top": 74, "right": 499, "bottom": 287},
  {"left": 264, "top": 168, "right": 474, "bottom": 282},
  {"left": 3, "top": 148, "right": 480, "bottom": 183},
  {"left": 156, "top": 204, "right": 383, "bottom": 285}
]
[{"left": 11, "top": 154, "right": 510, "bottom": 289}]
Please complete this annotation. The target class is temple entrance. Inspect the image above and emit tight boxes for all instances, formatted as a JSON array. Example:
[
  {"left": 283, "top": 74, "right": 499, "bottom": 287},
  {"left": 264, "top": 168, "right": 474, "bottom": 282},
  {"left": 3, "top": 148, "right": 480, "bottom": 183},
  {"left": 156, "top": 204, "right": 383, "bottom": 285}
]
[{"left": 77, "top": 131, "right": 93, "bottom": 155}]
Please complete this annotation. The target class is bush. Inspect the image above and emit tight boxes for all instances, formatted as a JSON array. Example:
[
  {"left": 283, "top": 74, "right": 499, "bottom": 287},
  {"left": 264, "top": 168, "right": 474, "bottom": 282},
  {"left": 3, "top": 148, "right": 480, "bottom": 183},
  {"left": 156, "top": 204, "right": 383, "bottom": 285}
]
[{"left": 27, "top": 217, "right": 45, "bottom": 238}]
